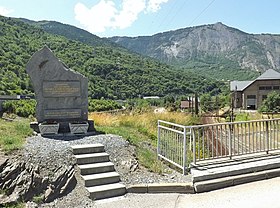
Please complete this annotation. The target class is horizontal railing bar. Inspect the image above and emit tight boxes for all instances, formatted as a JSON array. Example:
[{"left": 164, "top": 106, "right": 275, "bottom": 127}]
[
  {"left": 158, "top": 120, "right": 186, "bottom": 128},
  {"left": 158, "top": 125, "right": 185, "bottom": 134},
  {"left": 158, "top": 154, "right": 183, "bottom": 170}
]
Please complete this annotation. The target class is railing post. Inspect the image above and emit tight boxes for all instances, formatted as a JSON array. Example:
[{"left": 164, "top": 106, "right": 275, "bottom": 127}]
[
  {"left": 183, "top": 126, "right": 187, "bottom": 175},
  {"left": 229, "top": 123, "right": 232, "bottom": 159},
  {"left": 157, "top": 120, "right": 161, "bottom": 158},
  {"left": 266, "top": 120, "right": 269, "bottom": 154},
  {"left": 192, "top": 127, "right": 196, "bottom": 165}
]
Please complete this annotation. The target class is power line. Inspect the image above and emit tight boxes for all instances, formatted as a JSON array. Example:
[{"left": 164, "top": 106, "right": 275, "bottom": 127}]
[
  {"left": 165, "top": 0, "right": 192, "bottom": 31},
  {"left": 154, "top": 0, "right": 183, "bottom": 33},
  {"left": 189, "top": 0, "right": 216, "bottom": 25}
]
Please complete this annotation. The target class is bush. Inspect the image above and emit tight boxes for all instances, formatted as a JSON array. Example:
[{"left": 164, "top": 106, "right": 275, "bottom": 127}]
[
  {"left": 88, "top": 99, "right": 122, "bottom": 112},
  {"left": 2, "top": 100, "right": 36, "bottom": 117},
  {"left": 258, "top": 91, "right": 280, "bottom": 113}
]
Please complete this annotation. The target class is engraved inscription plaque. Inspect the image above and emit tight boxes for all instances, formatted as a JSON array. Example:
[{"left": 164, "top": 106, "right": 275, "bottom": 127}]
[
  {"left": 43, "top": 81, "right": 81, "bottom": 97},
  {"left": 44, "top": 109, "right": 82, "bottom": 119}
]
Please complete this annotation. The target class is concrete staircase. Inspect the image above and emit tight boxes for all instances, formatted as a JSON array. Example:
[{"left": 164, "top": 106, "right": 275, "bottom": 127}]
[
  {"left": 72, "top": 143, "right": 126, "bottom": 200},
  {"left": 191, "top": 153, "right": 280, "bottom": 193}
]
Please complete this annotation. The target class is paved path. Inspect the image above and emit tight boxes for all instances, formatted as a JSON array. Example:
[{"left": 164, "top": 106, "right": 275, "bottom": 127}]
[{"left": 95, "top": 177, "right": 280, "bottom": 208}]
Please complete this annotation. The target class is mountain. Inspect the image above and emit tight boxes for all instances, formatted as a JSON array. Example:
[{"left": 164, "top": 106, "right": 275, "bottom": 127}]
[
  {"left": 18, "top": 18, "right": 116, "bottom": 47},
  {"left": 0, "top": 16, "right": 222, "bottom": 99},
  {"left": 108, "top": 22, "right": 280, "bottom": 80}
]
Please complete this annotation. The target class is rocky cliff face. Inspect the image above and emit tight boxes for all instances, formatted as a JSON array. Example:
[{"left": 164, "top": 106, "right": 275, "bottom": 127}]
[{"left": 109, "top": 23, "right": 280, "bottom": 72}]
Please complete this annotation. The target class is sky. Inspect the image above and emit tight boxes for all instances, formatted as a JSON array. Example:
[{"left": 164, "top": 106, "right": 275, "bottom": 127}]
[{"left": 0, "top": 0, "right": 280, "bottom": 37}]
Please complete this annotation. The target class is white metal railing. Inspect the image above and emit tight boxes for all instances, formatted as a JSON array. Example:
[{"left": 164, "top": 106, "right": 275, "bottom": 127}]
[
  {"left": 157, "top": 120, "right": 188, "bottom": 175},
  {"left": 157, "top": 118, "right": 280, "bottom": 175}
]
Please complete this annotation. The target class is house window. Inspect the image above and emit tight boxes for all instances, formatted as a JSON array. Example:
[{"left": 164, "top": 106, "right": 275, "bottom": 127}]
[
  {"left": 259, "top": 86, "right": 274, "bottom": 90},
  {"left": 247, "top": 95, "right": 256, "bottom": 99},
  {"left": 262, "top": 95, "right": 267, "bottom": 100}
]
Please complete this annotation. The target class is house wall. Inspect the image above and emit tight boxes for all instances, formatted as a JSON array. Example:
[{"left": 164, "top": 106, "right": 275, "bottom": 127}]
[{"left": 242, "top": 80, "right": 280, "bottom": 109}]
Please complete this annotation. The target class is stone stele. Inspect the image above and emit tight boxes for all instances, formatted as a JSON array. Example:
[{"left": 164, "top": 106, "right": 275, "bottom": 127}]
[{"left": 26, "top": 46, "right": 88, "bottom": 125}]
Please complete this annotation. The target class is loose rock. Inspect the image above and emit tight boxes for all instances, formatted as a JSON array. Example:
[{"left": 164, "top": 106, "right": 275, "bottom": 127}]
[{"left": 1, "top": 133, "right": 191, "bottom": 207}]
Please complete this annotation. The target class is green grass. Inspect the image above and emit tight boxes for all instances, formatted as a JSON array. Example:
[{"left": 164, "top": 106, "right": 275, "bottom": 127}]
[
  {"left": 1, "top": 202, "right": 25, "bottom": 208},
  {"left": 32, "top": 194, "right": 44, "bottom": 204},
  {"left": 0, "top": 118, "right": 33, "bottom": 152},
  {"left": 96, "top": 125, "right": 164, "bottom": 173},
  {"left": 92, "top": 111, "right": 200, "bottom": 173},
  {"left": 234, "top": 113, "right": 250, "bottom": 122}
]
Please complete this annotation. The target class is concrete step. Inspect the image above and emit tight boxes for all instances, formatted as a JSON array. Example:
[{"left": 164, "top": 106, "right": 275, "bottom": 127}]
[
  {"left": 86, "top": 183, "right": 126, "bottom": 200},
  {"left": 194, "top": 167, "right": 280, "bottom": 193},
  {"left": 71, "top": 143, "right": 104, "bottom": 155},
  {"left": 75, "top": 152, "right": 110, "bottom": 165},
  {"left": 82, "top": 172, "right": 120, "bottom": 187},
  {"left": 79, "top": 162, "right": 115, "bottom": 175},
  {"left": 191, "top": 154, "right": 280, "bottom": 183}
]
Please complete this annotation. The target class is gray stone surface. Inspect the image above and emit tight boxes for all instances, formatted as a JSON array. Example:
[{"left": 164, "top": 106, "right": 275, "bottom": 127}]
[{"left": 26, "top": 46, "right": 88, "bottom": 123}]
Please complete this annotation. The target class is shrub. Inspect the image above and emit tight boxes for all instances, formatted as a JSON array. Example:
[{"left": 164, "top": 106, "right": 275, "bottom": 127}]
[
  {"left": 2, "top": 100, "right": 36, "bottom": 117},
  {"left": 88, "top": 99, "right": 122, "bottom": 112}
]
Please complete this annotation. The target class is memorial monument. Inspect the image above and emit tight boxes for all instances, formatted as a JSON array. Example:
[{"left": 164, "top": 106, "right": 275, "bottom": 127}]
[{"left": 26, "top": 46, "right": 94, "bottom": 134}]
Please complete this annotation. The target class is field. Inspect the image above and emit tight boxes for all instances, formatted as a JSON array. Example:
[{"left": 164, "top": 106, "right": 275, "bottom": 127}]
[
  {"left": 89, "top": 111, "right": 200, "bottom": 172},
  {"left": 0, "top": 118, "right": 33, "bottom": 152}
]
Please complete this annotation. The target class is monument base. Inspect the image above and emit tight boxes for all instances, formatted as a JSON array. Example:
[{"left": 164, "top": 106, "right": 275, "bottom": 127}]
[{"left": 30, "top": 120, "right": 95, "bottom": 135}]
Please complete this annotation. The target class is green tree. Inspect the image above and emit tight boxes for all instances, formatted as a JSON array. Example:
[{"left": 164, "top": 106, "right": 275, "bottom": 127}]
[
  {"left": 200, "top": 93, "right": 214, "bottom": 112},
  {"left": 258, "top": 91, "right": 280, "bottom": 115}
]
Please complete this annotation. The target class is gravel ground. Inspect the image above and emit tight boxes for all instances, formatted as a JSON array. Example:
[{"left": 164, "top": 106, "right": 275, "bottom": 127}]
[{"left": 20, "top": 133, "right": 191, "bottom": 207}]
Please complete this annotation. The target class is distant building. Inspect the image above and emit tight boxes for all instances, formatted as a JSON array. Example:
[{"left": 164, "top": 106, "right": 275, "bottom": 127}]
[
  {"left": 230, "top": 69, "right": 280, "bottom": 110},
  {"left": 180, "top": 100, "right": 192, "bottom": 109},
  {"left": 180, "top": 97, "right": 200, "bottom": 110},
  {"left": 143, "top": 96, "right": 160, "bottom": 99}
]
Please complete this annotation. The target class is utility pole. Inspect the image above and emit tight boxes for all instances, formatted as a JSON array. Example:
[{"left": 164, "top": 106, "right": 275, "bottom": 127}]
[{"left": 195, "top": 92, "right": 199, "bottom": 115}]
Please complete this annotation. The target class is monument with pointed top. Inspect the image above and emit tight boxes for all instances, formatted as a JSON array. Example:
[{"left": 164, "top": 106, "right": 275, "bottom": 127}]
[{"left": 26, "top": 46, "right": 94, "bottom": 134}]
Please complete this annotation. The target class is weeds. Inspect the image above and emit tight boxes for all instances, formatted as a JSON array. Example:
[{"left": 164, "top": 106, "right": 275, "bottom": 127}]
[
  {"left": 1, "top": 202, "right": 25, "bottom": 208},
  {"left": 32, "top": 194, "right": 44, "bottom": 204},
  {"left": 0, "top": 118, "right": 33, "bottom": 152},
  {"left": 90, "top": 111, "right": 199, "bottom": 173}
]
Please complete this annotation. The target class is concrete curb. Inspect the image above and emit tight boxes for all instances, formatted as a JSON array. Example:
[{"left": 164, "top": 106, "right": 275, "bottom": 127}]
[
  {"left": 127, "top": 182, "right": 195, "bottom": 194},
  {"left": 126, "top": 168, "right": 280, "bottom": 194},
  {"left": 194, "top": 168, "right": 280, "bottom": 193}
]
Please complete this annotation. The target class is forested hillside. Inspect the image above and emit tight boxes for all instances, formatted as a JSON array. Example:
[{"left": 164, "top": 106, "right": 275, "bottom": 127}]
[
  {"left": 19, "top": 18, "right": 116, "bottom": 47},
  {"left": 0, "top": 16, "right": 223, "bottom": 99}
]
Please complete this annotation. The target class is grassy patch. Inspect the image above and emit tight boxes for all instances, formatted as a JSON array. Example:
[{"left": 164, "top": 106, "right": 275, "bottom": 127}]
[
  {"left": 234, "top": 113, "right": 250, "bottom": 121},
  {"left": 96, "top": 125, "right": 163, "bottom": 173},
  {"left": 91, "top": 111, "right": 200, "bottom": 173},
  {"left": 32, "top": 194, "right": 44, "bottom": 204},
  {"left": 0, "top": 118, "right": 33, "bottom": 153},
  {"left": 1, "top": 202, "right": 25, "bottom": 208}
]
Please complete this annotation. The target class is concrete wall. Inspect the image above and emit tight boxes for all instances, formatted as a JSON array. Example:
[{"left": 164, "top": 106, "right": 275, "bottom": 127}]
[{"left": 242, "top": 80, "right": 280, "bottom": 109}]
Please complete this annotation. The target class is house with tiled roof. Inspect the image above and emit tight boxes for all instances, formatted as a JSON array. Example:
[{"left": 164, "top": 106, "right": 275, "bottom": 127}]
[{"left": 230, "top": 69, "right": 280, "bottom": 110}]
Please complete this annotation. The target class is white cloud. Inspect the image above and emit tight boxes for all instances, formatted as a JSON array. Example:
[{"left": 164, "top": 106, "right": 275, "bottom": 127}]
[
  {"left": 147, "top": 0, "right": 169, "bottom": 13},
  {"left": 74, "top": 0, "right": 169, "bottom": 34},
  {"left": 74, "top": 1, "right": 117, "bottom": 33},
  {"left": 114, "top": 0, "right": 146, "bottom": 29},
  {"left": 0, "top": 6, "right": 14, "bottom": 16}
]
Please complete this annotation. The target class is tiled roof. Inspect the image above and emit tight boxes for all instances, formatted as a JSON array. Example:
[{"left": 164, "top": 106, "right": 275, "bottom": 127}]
[
  {"left": 230, "top": 80, "right": 253, "bottom": 91},
  {"left": 256, "top": 69, "right": 280, "bottom": 80}
]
